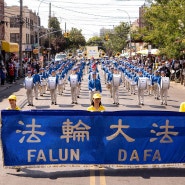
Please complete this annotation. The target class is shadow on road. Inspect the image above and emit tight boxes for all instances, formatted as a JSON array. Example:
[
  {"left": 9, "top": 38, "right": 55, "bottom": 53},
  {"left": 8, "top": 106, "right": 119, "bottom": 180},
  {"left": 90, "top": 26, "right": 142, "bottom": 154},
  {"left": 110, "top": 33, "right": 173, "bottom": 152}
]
[{"left": 7, "top": 167, "right": 185, "bottom": 179}]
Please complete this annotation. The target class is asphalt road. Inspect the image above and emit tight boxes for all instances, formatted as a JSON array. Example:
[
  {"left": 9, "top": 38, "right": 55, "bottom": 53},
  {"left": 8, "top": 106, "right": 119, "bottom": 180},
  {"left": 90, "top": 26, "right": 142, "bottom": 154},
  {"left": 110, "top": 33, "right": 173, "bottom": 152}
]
[{"left": 0, "top": 65, "right": 185, "bottom": 185}]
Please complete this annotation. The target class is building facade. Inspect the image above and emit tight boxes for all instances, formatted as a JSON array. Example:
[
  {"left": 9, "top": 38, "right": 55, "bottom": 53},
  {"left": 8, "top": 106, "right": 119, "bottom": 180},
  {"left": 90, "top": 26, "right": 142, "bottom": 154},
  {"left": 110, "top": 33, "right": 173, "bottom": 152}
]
[{"left": 4, "top": 5, "right": 39, "bottom": 58}]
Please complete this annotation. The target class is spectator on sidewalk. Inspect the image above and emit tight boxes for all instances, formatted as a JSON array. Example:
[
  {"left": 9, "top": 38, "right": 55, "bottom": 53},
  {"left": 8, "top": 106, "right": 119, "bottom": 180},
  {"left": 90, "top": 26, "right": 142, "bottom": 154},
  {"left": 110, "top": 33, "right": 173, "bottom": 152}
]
[
  {"left": 7, "top": 95, "right": 21, "bottom": 110},
  {"left": 0, "top": 66, "right": 7, "bottom": 85}
]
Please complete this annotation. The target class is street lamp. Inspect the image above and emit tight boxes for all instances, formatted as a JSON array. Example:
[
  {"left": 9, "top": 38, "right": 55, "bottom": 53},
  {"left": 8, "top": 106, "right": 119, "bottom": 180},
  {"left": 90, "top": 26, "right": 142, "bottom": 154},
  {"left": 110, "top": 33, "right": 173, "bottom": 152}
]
[{"left": 117, "top": 9, "right": 132, "bottom": 57}]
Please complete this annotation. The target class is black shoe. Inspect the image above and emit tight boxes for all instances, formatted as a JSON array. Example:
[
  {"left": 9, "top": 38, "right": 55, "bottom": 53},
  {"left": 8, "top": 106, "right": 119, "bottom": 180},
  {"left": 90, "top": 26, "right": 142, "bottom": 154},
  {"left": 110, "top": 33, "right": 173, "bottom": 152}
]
[
  {"left": 116, "top": 103, "right": 119, "bottom": 105},
  {"left": 55, "top": 103, "right": 57, "bottom": 105},
  {"left": 35, "top": 98, "right": 38, "bottom": 100},
  {"left": 31, "top": 104, "right": 34, "bottom": 106},
  {"left": 75, "top": 102, "right": 78, "bottom": 104},
  {"left": 113, "top": 102, "right": 116, "bottom": 104},
  {"left": 77, "top": 96, "right": 79, "bottom": 98},
  {"left": 51, "top": 102, "right": 54, "bottom": 105},
  {"left": 40, "top": 94, "right": 43, "bottom": 96},
  {"left": 71, "top": 102, "right": 74, "bottom": 104},
  {"left": 27, "top": 104, "right": 30, "bottom": 106}
]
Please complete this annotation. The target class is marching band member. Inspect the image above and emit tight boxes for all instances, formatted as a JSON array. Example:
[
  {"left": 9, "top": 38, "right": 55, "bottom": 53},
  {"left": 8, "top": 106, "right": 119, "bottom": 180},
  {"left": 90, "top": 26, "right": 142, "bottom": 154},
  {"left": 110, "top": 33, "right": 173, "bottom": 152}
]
[
  {"left": 158, "top": 71, "right": 170, "bottom": 105},
  {"left": 107, "top": 67, "right": 114, "bottom": 97},
  {"left": 48, "top": 70, "right": 58, "bottom": 105},
  {"left": 88, "top": 71, "right": 102, "bottom": 102},
  {"left": 57, "top": 67, "right": 65, "bottom": 95},
  {"left": 146, "top": 68, "right": 153, "bottom": 95},
  {"left": 68, "top": 67, "right": 80, "bottom": 104},
  {"left": 76, "top": 66, "right": 82, "bottom": 98},
  {"left": 152, "top": 70, "right": 160, "bottom": 100},
  {"left": 39, "top": 68, "right": 48, "bottom": 96},
  {"left": 24, "top": 71, "right": 34, "bottom": 106},
  {"left": 38, "top": 68, "right": 44, "bottom": 96},
  {"left": 108, "top": 68, "right": 122, "bottom": 105},
  {"left": 129, "top": 68, "right": 136, "bottom": 95},
  {"left": 33, "top": 69, "right": 41, "bottom": 100},
  {"left": 135, "top": 70, "right": 147, "bottom": 105}
]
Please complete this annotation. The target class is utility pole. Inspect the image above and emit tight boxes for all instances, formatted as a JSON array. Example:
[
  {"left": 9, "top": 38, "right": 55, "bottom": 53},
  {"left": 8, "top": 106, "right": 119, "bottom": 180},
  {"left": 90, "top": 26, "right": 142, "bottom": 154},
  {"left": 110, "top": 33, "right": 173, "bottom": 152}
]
[
  {"left": 19, "top": 0, "right": 23, "bottom": 76},
  {"left": 48, "top": 2, "right": 51, "bottom": 61}
]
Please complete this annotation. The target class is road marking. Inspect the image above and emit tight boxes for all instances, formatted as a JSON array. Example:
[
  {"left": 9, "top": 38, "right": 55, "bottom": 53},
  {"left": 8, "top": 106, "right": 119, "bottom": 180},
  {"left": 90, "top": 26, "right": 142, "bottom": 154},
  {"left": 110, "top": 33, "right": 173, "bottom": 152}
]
[
  {"left": 90, "top": 166, "right": 106, "bottom": 185},
  {"left": 90, "top": 166, "right": 96, "bottom": 185},
  {"left": 100, "top": 168, "right": 106, "bottom": 185}
]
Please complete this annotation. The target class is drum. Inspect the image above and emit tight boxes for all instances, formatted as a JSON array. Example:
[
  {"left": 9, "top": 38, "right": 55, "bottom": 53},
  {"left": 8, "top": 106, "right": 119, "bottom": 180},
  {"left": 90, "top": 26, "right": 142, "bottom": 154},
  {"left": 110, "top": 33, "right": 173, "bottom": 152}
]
[
  {"left": 130, "top": 81, "right": 136, "bottom": 86},
  {"left": 48, "top": 77, "right": 56, "bottom": 89},
  {"left": 58, "top": 78, "right": 64, "bottom": 85},
  {"left": 138, "top": 77, "right": 147, "bottom": 90},
  {"left": 41, "top": 79, "right": 47, "bottom": 86},
  {"left": 25, "top": 77, "right": 33, "bottom": 89},
  {"left": 113, "top": 74, "right": 121, "bottom": 86},
  {"left": 70, "top": 75, "right": 78, "bottom": 87},
  {"left": 161, "top": 77, "right": 170, "bottom": 89}
]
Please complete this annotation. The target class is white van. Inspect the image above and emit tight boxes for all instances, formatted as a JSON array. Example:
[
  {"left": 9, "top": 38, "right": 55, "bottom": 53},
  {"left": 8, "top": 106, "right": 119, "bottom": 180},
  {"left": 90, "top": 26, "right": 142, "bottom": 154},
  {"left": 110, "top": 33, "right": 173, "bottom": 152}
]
[{"left": 55, "top": 53, "right": 67, "bottom": 62}]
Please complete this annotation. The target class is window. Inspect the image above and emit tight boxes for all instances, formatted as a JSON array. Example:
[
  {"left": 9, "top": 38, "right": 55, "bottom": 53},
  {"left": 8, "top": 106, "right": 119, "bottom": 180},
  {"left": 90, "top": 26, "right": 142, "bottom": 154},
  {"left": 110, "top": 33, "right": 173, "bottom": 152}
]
[
  {"left": 10, "top": 33, "right": 19, "bottom": 43},
  {"left": 10, "top": 17, "right": 19, "bottom": 28}
]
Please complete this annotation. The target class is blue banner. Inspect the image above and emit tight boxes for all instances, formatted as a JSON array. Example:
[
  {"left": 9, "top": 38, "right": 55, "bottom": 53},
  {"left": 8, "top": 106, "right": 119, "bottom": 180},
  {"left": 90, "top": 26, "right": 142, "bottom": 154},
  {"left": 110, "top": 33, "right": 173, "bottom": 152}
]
[{"left": 1, "top": 110, "right": 185, "bottom": 167}]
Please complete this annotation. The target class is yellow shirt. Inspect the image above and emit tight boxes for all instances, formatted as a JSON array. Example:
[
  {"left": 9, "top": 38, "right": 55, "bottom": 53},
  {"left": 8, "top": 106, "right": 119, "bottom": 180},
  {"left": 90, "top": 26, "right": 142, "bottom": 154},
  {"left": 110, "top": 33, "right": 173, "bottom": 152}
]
[
  {"left": 87, "top": 105, "right": 105, "bottom": 112},
  {"left": 7, "top": 106, "right": 21, "bottom": 110},
  {"left": 179, "top": 102, "right": 185, "bottom": 112}
]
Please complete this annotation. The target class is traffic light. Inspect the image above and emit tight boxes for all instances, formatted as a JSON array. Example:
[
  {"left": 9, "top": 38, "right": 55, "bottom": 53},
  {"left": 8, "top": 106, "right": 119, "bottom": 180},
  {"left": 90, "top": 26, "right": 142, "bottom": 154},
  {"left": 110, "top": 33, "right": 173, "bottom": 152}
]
[{"left": 64, "top": 32, "right": 70, "bottom": 38}]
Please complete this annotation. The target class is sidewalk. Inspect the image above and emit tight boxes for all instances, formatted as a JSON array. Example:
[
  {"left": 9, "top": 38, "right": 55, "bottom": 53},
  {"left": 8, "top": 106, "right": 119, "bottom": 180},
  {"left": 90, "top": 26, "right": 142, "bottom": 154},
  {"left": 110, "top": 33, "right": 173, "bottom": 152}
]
[{"left": 0, "top": 78, "right": 27, "bottom": 110}]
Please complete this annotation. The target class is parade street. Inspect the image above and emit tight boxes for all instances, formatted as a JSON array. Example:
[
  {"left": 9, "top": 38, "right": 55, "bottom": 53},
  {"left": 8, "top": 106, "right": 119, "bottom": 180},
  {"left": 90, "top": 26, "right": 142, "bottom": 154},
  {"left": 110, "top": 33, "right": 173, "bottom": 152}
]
[
  {"left": 0, "top": 65, "right": 185, "bottom": 112},
  {"left": 0, "top": 65, "right": 185, "bottom": 185}
]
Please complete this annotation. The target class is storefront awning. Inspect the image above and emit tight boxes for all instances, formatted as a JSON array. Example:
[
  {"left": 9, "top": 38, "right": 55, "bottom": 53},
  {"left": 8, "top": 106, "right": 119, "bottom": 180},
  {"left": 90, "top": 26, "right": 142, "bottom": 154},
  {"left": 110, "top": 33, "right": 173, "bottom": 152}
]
[{"left": 1, "top": 40, "right": 19, "bottom": 53}]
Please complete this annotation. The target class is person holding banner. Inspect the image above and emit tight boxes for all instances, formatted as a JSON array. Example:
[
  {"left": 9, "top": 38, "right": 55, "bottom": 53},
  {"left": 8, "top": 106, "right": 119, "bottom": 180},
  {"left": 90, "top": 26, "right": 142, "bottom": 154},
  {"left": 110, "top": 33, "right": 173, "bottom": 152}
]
[
  {"left": 179, "top": 102, "right": 185, "bottom": 112},
  {"left": 7, "top": 95, "right": 21, "bottom": 110},
  {"left": 87, "top": 93, "right": 105, "bottom": 112},
  {"left": 6, "top": 94, "right": 21, "bottom": 172}
]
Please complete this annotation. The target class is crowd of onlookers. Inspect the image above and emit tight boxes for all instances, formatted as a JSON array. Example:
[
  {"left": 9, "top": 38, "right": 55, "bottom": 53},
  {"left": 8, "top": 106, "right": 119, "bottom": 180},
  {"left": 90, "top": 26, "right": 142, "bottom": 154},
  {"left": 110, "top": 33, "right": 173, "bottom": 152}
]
[
  {"left": 0, "top": 56, "right": 42, "bottom": 86},
  {"left": 0, "top": 54, "right": 185, "bottom": 87}
]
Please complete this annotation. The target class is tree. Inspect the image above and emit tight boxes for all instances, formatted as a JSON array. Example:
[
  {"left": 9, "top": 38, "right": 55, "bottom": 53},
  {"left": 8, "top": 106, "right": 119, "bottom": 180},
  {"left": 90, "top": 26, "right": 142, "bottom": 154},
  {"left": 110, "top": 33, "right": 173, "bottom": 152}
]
[
  {"left": 143, "top": 0, "right": 185, "bottom": 58},
  {"left": 68, "top": 28, "right": 86, "bottom": 51},
  {"left": 48, "top": 17, "right": 62, "bottom": 37},
  {"left": 103, "top": 22, "right": 129, "bottom": 56}
]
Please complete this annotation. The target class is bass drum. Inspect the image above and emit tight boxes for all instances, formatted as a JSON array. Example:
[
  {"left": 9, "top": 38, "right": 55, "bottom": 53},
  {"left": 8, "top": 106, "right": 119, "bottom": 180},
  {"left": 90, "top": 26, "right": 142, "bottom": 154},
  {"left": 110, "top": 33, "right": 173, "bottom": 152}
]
[
  {"left": 138, "top": 77, "right": 147, "bottom": 90},
  {"left": 48, "top": 77, "right": 56, "bottom": 89},
  {"left": 161, "top": 77, "right": 170, "bottom": 89}
]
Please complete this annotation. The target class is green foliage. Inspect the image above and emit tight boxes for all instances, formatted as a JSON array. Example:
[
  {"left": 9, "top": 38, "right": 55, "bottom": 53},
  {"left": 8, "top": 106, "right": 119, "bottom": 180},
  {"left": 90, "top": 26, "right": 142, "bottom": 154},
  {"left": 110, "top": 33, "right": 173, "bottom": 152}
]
[
  {"left": 67, "top": 27, "right": 86, "bottom": 50},
  {"left": 48, "top": 17, "right": 62, "bottom": 37},
  {"left": 142, "top": 0, "right": 185, "bottom": 58}
]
